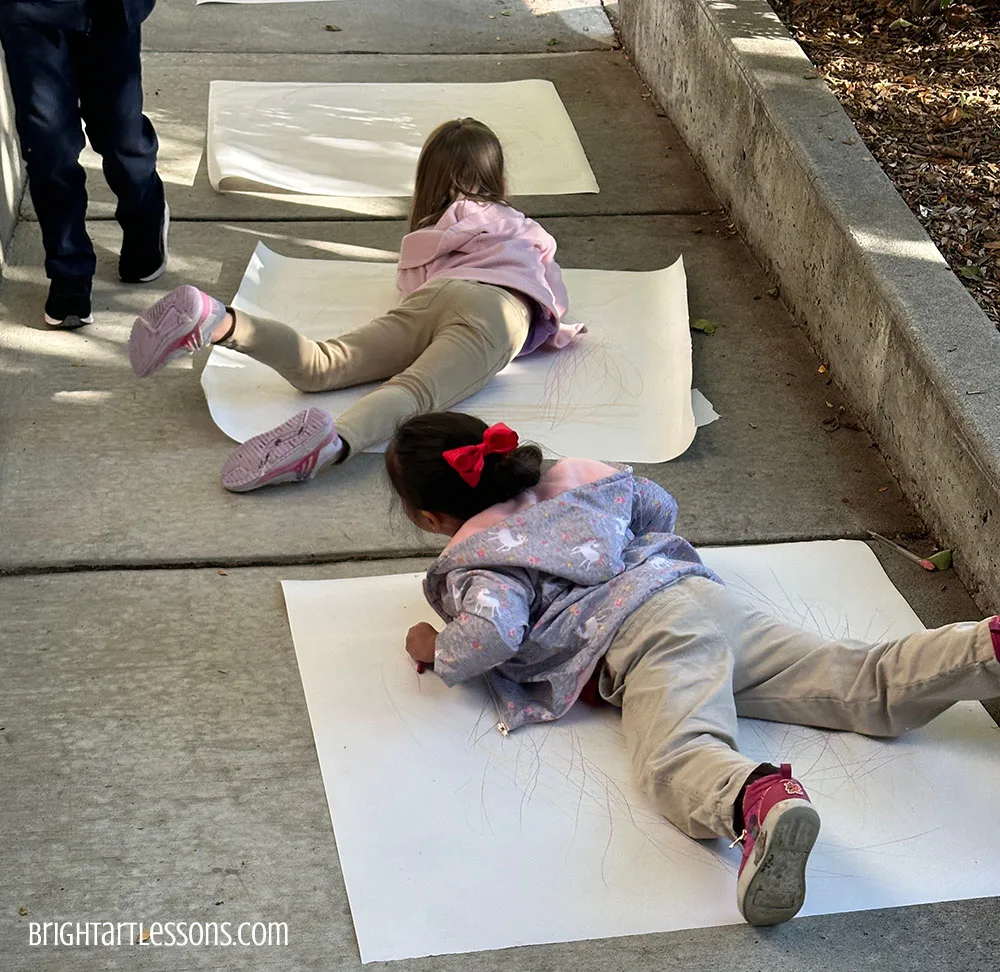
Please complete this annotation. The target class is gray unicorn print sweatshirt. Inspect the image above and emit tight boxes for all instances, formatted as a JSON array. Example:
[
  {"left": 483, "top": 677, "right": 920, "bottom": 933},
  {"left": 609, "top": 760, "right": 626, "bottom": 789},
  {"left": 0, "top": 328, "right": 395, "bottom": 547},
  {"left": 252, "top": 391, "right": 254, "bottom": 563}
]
[{"left": 423, "top": 459, "right": 722, "bottom": 731}]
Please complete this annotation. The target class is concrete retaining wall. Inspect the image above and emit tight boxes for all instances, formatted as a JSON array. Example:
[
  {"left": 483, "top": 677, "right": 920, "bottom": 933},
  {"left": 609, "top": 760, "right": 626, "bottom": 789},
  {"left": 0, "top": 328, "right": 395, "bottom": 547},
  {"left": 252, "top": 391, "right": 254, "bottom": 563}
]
[
  {"left": 619, "top": 0, "right": 1000, "bottom": 606},
  {"left": 0, "top": 52, "right": 24, "bottom": 271}
]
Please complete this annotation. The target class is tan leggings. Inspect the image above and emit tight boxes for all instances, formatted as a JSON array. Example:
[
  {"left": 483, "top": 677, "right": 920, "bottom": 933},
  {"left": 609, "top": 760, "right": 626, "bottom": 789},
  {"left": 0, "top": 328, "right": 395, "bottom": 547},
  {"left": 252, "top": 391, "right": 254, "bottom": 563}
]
[
  {"left": 599, "top": 576, "right": 1000, "bottom": 840},
  {"left": 223, "top": 277, "right": 531, "bottom": 455}
]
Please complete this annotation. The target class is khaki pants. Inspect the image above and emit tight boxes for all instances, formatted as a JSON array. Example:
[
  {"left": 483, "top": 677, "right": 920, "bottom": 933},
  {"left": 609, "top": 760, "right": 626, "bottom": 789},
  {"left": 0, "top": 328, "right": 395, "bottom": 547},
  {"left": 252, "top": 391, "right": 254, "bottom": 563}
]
[
  {"left": 599, "top": 576, "right": 1000, "bottom": 841},
  {"left": 223, "top": 278, "right": 531, "bottom": 454}
]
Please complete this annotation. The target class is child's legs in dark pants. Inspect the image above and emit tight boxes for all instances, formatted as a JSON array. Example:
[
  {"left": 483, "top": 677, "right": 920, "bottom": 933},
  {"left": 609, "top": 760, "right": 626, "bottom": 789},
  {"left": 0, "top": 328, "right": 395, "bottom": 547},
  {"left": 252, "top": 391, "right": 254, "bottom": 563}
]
[
  {"left": 720, "top": 591, "right": 1000, "bottom": 736},
  {"left": 599, "top": 578, "right": 761, "bottom": 841},
  {"left": 75, "top": 22, "right": 164, "bottom": 233},
  {"left": 0, "top": 23, "right": 92, "bottom": 278}
]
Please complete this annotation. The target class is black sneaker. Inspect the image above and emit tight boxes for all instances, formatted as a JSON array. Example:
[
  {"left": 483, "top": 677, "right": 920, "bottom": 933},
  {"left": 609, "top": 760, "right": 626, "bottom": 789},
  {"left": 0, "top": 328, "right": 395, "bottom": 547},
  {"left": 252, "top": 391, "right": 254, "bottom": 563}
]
[
  {"left": 44, "top": 275, "right": 94, "bottom": 329},
  {"left": 119, "top": 201, "right": 170, "bottom": 283}
]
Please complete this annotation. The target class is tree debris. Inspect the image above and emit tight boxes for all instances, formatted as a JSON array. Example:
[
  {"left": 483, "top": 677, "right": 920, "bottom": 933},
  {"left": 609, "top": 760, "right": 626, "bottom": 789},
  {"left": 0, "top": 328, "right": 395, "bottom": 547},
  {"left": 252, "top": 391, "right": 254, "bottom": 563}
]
[
  {"left": 770, "top": 0, "right": 1000, "bottom": 329},
  {"left": 690, "top": 318, "right": 718, "bottom": 334}
]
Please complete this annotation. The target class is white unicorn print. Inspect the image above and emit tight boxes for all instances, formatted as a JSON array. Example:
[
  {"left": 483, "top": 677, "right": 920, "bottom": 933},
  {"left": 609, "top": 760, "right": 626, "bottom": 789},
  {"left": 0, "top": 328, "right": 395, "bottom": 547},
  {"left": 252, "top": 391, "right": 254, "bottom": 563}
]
[
  {"left": 475, "top": 589, "right": 501, "bottom": 618},
  {"left": 491, "top": 528, "right": 527, "bottom": 552},
  {"left": 612, "top": 517, "right": 631, "bottom": 539},
  {"left": 571, "top": 542, "right": 602, "bottom": 569}
]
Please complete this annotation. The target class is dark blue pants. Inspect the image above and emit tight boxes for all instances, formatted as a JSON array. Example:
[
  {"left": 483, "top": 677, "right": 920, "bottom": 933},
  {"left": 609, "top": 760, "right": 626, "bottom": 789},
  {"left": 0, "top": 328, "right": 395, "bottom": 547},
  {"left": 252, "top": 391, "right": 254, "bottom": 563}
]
[{"left": 0, "top": 19, "right": 163, "bottom": 279}]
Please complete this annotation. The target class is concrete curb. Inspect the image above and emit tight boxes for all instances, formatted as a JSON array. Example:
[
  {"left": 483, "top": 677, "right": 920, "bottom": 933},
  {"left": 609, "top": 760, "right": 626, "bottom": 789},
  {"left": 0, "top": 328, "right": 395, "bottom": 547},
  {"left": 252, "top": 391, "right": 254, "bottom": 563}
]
[{"left": 619, "top": 0, "right": 1000, "bottom": 607}]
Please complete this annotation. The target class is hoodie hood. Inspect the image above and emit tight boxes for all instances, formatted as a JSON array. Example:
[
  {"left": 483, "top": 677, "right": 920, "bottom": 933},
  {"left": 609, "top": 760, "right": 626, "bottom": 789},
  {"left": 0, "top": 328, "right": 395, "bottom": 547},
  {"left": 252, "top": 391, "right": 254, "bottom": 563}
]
[
  {"left": 397, "top": 200, "right": 534, "bottom": 271},
  {"left": 395, "top": 199, "right": 573, "bottom": 340}
]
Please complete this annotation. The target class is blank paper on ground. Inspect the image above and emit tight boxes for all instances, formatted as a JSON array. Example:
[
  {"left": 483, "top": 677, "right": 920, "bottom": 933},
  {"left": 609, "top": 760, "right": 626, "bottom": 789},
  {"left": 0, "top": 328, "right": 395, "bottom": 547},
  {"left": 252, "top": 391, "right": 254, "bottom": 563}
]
[
  {"left": 201, "top": 243, "right": 700, "bottom": 463},
  {"left": 207, "top": 80, "right": 599, "bottom": 196},
  {"left": 282, "top": 540, "right": 1000, "bottom": 962}
]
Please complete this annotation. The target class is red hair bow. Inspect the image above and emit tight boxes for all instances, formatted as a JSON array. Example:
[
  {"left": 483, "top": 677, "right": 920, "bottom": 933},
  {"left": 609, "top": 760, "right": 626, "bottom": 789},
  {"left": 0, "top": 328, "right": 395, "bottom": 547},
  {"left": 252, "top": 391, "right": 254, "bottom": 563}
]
[{"left": 442, "top": 423, "right": 519, "bottom": 488}]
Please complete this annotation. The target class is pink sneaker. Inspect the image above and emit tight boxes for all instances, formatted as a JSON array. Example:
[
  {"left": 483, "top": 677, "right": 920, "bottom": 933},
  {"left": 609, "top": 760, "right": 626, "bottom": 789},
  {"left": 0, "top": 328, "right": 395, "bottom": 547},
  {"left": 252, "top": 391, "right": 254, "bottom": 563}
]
[
  {"left": 129, "top": 284, "right": 228, "bottom": 377},
  {"left": 220, "top": 408, "right": 343, "bottom": 493},
  {"left": 735, "top": 764, "right": 820, "bottom": 926}
]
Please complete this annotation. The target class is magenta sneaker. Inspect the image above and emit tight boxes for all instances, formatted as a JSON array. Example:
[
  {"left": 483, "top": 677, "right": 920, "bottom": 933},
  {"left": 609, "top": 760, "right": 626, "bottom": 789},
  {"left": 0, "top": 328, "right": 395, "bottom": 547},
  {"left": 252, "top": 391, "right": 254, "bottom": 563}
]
[
  {"left": 129, "top": 284, "right": 228, "bottom": 377},
  {"left": 735, "top": 764, "right": 820, "bottom": 926},
  {"left": 220, "top": 408, "right": 343, "bottom": 493}
]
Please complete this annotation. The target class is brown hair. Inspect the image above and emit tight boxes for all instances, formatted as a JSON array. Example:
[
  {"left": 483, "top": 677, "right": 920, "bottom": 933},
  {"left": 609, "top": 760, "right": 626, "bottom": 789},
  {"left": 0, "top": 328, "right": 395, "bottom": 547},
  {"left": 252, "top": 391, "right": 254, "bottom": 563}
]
[
  {"left": 408, "top": 119, "right": 508, "bottom": 232},
  {"left": 387, "top": 412, "right": 543, "bottom": 522}
]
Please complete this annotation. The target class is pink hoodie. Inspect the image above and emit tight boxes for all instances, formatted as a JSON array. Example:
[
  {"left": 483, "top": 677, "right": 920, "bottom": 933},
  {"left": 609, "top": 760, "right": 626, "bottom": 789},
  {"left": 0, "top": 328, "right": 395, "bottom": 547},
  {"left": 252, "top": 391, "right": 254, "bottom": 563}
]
[{"left": 396, "top": 199, "right": 584, "bottom": 354}]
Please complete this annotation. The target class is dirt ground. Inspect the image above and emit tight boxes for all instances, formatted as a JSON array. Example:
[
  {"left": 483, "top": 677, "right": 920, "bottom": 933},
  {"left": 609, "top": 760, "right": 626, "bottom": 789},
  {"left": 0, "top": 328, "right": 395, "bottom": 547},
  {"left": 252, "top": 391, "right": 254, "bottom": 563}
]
[{"left": 769, "top": 0, "right": 1000, "bottom": 326}]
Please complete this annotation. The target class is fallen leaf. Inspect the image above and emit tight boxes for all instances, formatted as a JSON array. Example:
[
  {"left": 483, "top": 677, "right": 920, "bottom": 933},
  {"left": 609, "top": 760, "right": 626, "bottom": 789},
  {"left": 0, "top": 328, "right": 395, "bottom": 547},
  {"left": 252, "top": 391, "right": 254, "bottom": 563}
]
[
  {"left": 825, "top": 400, "right": 834, "bottom": 408},
  {"left": 818, "top": 364, "right": 827, "bottom": 374},
  {"left": 878, "top": 485, "right": 889, "bottom": 492},
  {"left": 766, "top": 287, "right": 779, "bottom": 298},
  {"left": 501, "top": 8, "right": 511, "bottom": 14},
  {"left": 324, "top": 23, "right": 342, "bottom": 31},
  {"left": 218, "top": 569, "right": 228, "bottom": 576},
  {"left": 547, "top": 38, "right": 560, "bottom": 46},
  {"left": 690, "top": 318, "right": 718, "bottom": 335},
  {"left": 18, "top": 907, "right": 28, "bottom": 916},
  {"left": 749, "top": 423, "right": 758, "bottom": 429}
]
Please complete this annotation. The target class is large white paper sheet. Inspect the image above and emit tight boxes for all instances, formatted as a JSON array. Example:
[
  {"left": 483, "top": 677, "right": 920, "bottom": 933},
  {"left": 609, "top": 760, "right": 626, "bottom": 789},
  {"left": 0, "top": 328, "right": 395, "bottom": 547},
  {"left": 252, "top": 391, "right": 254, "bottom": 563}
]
[
  {"left": 207, "top": 80, "right": 599, "bottom": 197},
  {"left": 201, "top": 243, "right": 699, "bottom": 463},
  {"left": 282, "top": 540, "right": 1000, "bottom": 962}
]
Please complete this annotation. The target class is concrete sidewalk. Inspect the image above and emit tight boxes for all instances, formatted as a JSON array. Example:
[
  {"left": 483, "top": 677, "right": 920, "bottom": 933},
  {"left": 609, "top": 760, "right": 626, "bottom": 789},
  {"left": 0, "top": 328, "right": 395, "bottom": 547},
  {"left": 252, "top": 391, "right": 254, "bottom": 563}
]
[{"left": 0, "top": 2, "right": 995, "bottom": 970}]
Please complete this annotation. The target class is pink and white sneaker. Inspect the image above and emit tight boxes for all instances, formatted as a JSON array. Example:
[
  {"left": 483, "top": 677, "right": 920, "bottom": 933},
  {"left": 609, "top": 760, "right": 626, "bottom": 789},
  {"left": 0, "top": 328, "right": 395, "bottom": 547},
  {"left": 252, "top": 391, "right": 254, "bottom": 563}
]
[
  {"left": 735, "top": 764, "right": 820, "bottom": 926},
  {"left": 220, "top": 408, "right": 343, "bottom": 493},
  {"left": 129, "top": 284, "right": 228, "bottom": 377}
]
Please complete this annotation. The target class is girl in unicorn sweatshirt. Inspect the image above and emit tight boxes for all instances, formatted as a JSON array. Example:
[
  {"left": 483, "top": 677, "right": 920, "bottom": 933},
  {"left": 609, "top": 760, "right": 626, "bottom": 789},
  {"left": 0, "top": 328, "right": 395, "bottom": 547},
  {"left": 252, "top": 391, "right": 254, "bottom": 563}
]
[{"left": 387, "top": 411, "right": 1000, "bottom": 928}]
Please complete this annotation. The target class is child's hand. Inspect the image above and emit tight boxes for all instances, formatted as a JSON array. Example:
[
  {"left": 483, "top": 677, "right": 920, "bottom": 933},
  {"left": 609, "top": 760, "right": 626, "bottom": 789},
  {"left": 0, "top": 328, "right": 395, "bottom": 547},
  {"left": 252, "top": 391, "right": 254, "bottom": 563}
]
[{"left": 405, "top": 622, "right": 438, "bottom": 667}]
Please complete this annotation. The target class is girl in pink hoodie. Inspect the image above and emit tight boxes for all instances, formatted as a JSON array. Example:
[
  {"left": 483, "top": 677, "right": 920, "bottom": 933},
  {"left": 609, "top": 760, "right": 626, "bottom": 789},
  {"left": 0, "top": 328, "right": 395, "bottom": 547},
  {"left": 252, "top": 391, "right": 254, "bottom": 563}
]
[{"left": 127, "top": 118, "right": 583, "bottom": 492}]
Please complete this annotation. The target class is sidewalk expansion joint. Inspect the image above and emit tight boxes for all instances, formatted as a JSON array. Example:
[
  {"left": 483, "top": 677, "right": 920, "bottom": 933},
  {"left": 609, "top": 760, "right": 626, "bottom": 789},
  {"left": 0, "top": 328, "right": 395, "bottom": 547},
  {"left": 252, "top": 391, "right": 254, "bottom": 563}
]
[
  {"left": 33, "top": 208, "right": 725, "bottom": 224},
  {"left": 0, "top": 532, "right": 884, "bottom": 579},
  {"left": 0, "top": 548, "right": 439, "bottom": 579}
]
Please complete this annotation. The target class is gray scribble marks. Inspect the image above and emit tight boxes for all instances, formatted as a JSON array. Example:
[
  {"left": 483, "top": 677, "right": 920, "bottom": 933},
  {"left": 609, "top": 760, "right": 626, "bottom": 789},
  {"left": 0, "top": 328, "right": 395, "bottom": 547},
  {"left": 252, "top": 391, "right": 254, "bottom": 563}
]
[{"left": 535, "top": 334, "right": 644, "bottom": 429}]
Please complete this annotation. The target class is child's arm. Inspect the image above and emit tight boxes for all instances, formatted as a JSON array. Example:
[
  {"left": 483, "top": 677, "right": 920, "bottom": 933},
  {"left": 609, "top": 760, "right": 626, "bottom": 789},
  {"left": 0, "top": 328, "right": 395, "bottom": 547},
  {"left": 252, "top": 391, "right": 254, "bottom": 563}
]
[
  {"left": 428, "top": 569, "right": 533, "bottom": 686},
  {"left": 631, "top": 477, "right": 679, "bottom": 536}
]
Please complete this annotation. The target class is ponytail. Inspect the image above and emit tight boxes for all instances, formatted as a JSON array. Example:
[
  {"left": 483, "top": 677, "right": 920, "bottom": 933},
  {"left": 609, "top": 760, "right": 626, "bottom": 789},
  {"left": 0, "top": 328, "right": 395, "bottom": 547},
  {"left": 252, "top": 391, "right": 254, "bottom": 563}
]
[{"left": 387, "top": 413, "right": 542, "bottom": 521}]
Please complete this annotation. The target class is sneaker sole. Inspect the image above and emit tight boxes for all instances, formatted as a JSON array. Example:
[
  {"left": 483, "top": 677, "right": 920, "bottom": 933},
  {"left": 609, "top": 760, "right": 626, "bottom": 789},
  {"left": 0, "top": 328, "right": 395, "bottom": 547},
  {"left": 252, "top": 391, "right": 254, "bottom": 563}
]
[
  {"left": 737, "top": 801, "right": 820, "bottom": 926},
  {"left": 221, "top": 408, "right": 336, "bottom": 493},
  {"left": 44, "top": 312, "right": 94, "bottom": 329},
  {"left": 129, "top": 285, "right": 222, "bottom": 378}
]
